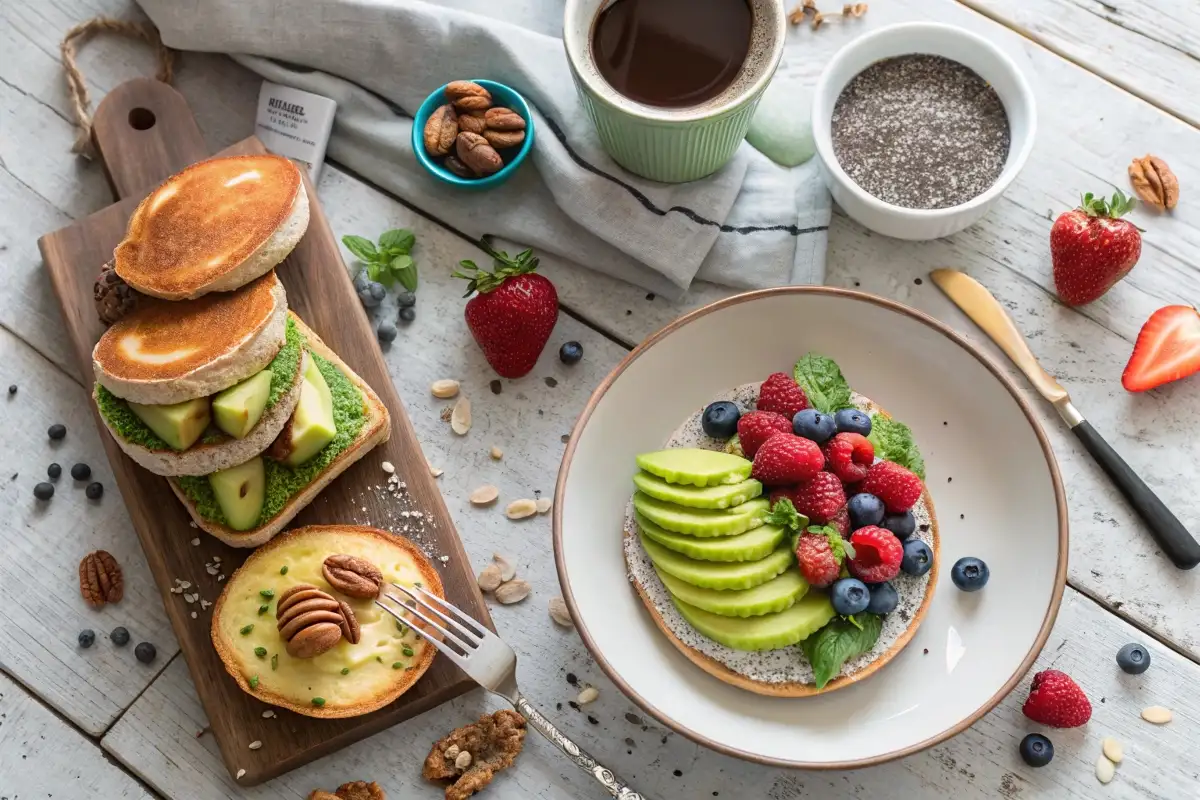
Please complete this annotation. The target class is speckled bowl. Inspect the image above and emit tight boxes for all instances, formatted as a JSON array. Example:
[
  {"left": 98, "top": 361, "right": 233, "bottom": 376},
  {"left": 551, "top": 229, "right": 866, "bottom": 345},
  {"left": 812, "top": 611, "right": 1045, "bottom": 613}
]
[{"left": 554, "top": 288, "right": 1067, "bottom": 769}]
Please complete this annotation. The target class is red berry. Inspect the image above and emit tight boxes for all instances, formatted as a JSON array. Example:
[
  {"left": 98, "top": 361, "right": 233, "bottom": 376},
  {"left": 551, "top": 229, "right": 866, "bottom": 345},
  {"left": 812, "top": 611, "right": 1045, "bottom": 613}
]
[
  {"left": 823, "top": 433, "right": 875, "bottom": 484},
  {"left": 1022, "top": 670, "right": 1092, "bottom": 728},
  {"left": 774, "top": 472, "right": 846, "bottom": 525},
  {"left": 751, "top": 434, "right": 824, "bottom": 487},
  {"left": 847, "top": 526, "right": 903, "bottom": 583},
  {"left": 795, "top": 530, "right": 844, "bottom": 588},
  {"left": 1051, "top": 192, "right": 1141, "bottom": 307},
  {"left": 736, "top": 411, "right": 792, "bottom": 459},
  {"left": 828, "top": 506, "right": 850, "bottom": 537},
  {"left": 757, "top": 372, "right": 809, "bottom": 418},
  {"left": 860, "top": 461, "right": 924, "bottom": 513}
]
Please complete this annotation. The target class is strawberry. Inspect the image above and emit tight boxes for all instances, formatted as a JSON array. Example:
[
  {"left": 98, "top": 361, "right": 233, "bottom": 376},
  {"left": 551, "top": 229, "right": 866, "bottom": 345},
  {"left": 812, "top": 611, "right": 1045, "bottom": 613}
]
[
  {"left": 823, "top": 433, "right": 875, "bottom": 484},
  {"left": 1051, "top": 191, "right": 1142, "bottom": 306},
  {"left": 828, "top": 506, "right": 850, "bottom": 538},
  {"left": 795, "top": 528, "right": 847, "bottom": 588},
  {"left": 454, "top": 244, "right": 558, "bottom": 378},
  {"left": 1022, "top": 670, "right": 1092, "bottom": 728},
  {"left": 1122, "top": 305, "right": 1200, "bottom": 392},
  {"left": 736, "top": 411, "right": 792, "bottom": 459},
  {"left": 860, "top": 461, "right": 923, "bottom": 513},
  {"left": 751, "top": 434, "right": 824, "bottom": 487},
  {"left": 757, "top": 372, "right": 809, "bottom": 418},
  {"left": 846, "top": 526, "right": 903, "bottom": 583},
  {"left": 773, "top": 472, "right": 846, "bottom": 525}
]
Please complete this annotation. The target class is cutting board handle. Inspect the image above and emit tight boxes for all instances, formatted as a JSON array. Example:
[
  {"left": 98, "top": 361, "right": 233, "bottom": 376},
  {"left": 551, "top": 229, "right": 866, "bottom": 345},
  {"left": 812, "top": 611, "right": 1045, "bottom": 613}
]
[{"left": 91, "top": 77, "right": 209, "bottom": 200}]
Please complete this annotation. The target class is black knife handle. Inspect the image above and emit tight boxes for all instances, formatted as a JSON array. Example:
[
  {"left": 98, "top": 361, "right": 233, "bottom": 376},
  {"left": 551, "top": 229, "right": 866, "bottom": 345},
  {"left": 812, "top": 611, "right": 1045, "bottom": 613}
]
[{"left": 1072, "top": 421, "right": 1200, "bottom": 570}]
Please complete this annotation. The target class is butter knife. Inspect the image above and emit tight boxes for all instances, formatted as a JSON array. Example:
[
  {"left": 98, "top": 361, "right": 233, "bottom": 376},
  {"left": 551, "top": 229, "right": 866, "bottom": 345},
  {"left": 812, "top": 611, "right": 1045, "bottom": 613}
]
[{"left": 930, "top": 269, "right": 1200, "bottom": 570}]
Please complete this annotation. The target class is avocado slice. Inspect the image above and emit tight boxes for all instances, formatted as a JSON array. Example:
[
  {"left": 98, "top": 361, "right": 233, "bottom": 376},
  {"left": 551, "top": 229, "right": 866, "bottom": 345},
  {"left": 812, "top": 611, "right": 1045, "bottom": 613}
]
[
  {"left": 656, "top": 566, "right": 808, "bottom": 618},
  {"left": 635, "top": 448, "right": 752, "bottom": 487},
  {"left": 632, "top": 492, "right": 768, "bottom": 538},
  {"left": 208, "top": 456, "right": 265, "bottom": 531},
  {"left": 640, "top": 534, "right": 792, "bottom": 590},
  {"left": 127, "top": 396, "right": 211, "bottom": 451},
  {"left": 636, "top": 513, "right": 789, "bottom": 562},
  {"left": 212, "top": 371, "right": 272, "bottom": 439},
  {"left": 671, "top": 592, "right": 836, "bottom": 651},
  {"left": 270, "top": 357, "right": 336, "bottom": 467},
  {"left": 632, "top": 471, "right": 762, "bottom": 509}
]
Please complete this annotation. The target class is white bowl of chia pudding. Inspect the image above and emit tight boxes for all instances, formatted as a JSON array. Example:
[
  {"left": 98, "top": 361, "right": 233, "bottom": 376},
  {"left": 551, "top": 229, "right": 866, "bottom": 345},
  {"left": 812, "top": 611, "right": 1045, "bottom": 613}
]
[{"left": 812, "top": 22, "right": 1036, "bottom": 240}]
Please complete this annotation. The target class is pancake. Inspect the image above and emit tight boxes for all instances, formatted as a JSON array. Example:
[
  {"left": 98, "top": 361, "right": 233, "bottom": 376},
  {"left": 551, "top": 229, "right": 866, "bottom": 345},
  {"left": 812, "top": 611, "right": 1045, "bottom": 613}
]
[
  {"left": 115, "top": 154, "right": 308, "bottom": 300},
  {"left": 92, "top": 272, "right": 287, "bottom": 406},
  {"left": 624, "top": 383, "right": 939, "bottom": 697},
  {"left": 211, "top": 525, "right": 442, "bottom": 718}
]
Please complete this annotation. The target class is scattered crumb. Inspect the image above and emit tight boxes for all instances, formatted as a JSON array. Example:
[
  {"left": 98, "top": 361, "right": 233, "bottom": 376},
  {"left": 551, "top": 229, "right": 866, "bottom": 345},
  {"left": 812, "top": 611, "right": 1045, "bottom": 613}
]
[
  {"left": 236, "top": 769, "right": 246, "bottom": 780},
  {"left": 381, "top": 461, "right": 395, "bottom": 474}
]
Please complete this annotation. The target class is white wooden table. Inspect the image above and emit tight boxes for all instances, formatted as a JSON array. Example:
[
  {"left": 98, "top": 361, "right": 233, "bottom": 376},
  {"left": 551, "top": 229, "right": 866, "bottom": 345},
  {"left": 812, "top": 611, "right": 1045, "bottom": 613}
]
[{"left": 2, "top": 1, "right": 1199, "bottom": 798}]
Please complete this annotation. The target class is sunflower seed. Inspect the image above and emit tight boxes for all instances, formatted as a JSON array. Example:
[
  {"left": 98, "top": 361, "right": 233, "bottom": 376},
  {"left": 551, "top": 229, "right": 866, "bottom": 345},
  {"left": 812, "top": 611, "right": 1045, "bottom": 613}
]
[
  {"left": 451, "top": 396, "right": 471, "bottom": 435},
  {"left": 548, "top": 596, "right": 573, "bottom": 627},
  {"left": 577, "top": 686, "right": 599, "bottom": 705},
  {"left": 1101, "top": 737, "right": 1123, "bottom": 764},
  {"left": 494, "top": 579, "right": 531, "bottom": 604},
  {"left": 477, "top": 564, "right": 503, "bottom": 592},
  {"left": 248, "top": 740, "right": 263, "bottom": 751},
  {"left": 1141, "top": 705, "right": 1172, "bottom": 724},
  {"left": 381, "top": 461, "right": 395, "bottom": 474},
  {"left": 536, "top": 497, "right": 552, "bottom": 514},
  {"left": 505, "top": 498, "right": 537, "bottom": 519},
  {"left": 431, "top": 379, "right": 461, "bottom": 399},
  {"left": 1095, "top": 755, "right": 1115, "bottom": 784},
  {"left": 493, "top": 553, "right": 516, "bottom": 582},
  {"left": 469, "top": 484, "right": 499, "bottom": 505},
  {"left": 490, "top": 445, "right": 503, "bottom": 460}
]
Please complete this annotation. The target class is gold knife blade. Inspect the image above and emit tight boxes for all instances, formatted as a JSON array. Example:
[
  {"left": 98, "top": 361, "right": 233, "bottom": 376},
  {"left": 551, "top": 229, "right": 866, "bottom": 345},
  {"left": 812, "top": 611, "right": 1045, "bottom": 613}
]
[{"left": 929, "top": 269, "right": 1082, "bottom": 426}]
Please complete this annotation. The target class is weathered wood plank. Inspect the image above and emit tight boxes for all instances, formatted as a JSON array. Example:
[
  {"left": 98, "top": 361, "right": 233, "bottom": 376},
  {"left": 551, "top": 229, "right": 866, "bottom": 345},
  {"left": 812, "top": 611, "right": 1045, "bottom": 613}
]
[{"left": 0, "top": 669, "right": 153, "bottom": 798}]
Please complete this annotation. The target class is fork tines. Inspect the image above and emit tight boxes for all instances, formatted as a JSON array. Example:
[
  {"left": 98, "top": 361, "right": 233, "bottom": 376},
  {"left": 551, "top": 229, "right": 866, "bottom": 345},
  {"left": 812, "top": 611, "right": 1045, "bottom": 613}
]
[{"left": 375, "top": 584, "right": 486, "bottom": 660}]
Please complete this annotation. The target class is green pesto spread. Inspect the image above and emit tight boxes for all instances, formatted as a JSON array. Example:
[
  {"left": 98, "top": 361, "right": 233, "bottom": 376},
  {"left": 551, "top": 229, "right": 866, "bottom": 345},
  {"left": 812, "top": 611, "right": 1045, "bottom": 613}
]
[
  {"left": 95, "top": 317, "right": 304, "bottom": 451},
  {"left": 175, "top": 352, "right": 368, "bottom": 528}
]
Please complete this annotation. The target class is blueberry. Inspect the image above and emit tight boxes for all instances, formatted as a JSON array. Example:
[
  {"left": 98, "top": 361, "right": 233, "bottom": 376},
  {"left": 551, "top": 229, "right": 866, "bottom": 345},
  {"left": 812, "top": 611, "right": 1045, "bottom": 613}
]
[
  {"left": 377, "top": 322, "right": 398, "bottom": 343},
  {"left": 396, "top": 291, "right": 417, "bottom": 308},
  {"left": 78, "top": 629, "right": 96, "bottom": 648},
  {"left": 559, "top": 341, "right": 584, "bottom": 365},
  {"left": 701, "top": 401, "right": 741, "bottom": 440},
  {"left": 47, "top": 463, "right": 62, "bottom": 481},
  {"left": 85, "top": 482, "right": 104, "bottom": 500},
  {"left": 847, "top": 493, "right": 885, "bottom": 530},
  {"left": 398, "top": 306, "right": 416, "bottom": 323},
  {"left": 835, "top": 408, "right": 872, "bottom": 436},
  {"left": 110, "top": 626, "right": 131, "bottom": 647},
  {"left": 352, "top": 270, "right": 370, "bottom": 292},
  {"left": 882, "top": 511, "right": 917, "bottom": 540},
  {"left": 71, "top": 462, "right": 91, "bottom": 481},
  {"left": 358, "top": 287, "right": 381, "bottom": 309},
  {"left": 48, "top": 423, "right": 66, "bottom": 440},
  {"left": 792, "top": 409, "right": 837, "bottom": 444},
  {"left": 7, "top": 384, "right": 16, "bottom": 395},
  {"left": 368, "top": 281, "right": 386, "bottom": 301},
  {"left": 950, "top": 557, "right": 989, "bottom": 591},
  {"left": 135, "top": 642, "right": 157, "bottom": 664},
  {"left": 830, "top": 578, "right": 870, "bottom": 616},
  {"left": 1116, "top": 642, "right": 1151, "bottom": 675},
  {"left": 33, "top": 482, "right": 54, "bottom": 501},
  {"left": 900, "top": 540, "right": 932, "bottom": 576},
  {"left": 1019, "top": 733, "right": 1054, "bottom": 767},
  {"left": 865, "top": 581, "right": 898, "bottom": 615}
]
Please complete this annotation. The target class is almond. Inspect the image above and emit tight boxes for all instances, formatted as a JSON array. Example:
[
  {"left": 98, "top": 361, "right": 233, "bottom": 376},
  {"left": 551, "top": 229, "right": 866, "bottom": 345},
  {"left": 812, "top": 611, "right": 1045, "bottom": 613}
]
[
  {"left": 1141, "top": 705, "right": 1172, "bottom": 724},
  {"left": 505, "top": 498, "right": 537, "bottom": 519},
  {"left": 451, "top": 395, "right": 472, "bottom": 435},
  {"left": 494, "top": 579, "right": 531, "bottom": 604},
  {"left": 535, "top": 497, "right": 552, "bottom": 514},
  {"left": 548, "top": 597, "right": 573, "bottom": 627},
  {"left": 1095, "top": 755, "right": 1115, "bottom": 784},
  {"left": 493, "top": 553, "right": 516, "bottom": 582},
  {"left": 431, "top": 379, "right": 460, "bottom": 398},
  {"left": 477, "top": 563, "right": 503, "bottom": 592},
  {"left": 1101, "top": 737, "right": 1123, "bottom": 764},
  {"left": 576, "top": 686, "right": 599, "bottom": 705},
  {"left": 470, "top": 484, "right": 499, "bottom": 505}
]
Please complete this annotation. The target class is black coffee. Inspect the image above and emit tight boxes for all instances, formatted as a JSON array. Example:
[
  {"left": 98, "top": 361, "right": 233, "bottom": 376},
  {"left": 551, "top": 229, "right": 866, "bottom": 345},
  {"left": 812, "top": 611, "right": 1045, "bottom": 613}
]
[{"left": 592, "top": 0, "right": 753, "bottom": 108}]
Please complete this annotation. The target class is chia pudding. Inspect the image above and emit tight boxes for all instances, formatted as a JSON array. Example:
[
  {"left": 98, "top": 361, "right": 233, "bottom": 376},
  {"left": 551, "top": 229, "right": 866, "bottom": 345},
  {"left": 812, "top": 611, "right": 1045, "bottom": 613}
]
[{"left": 831, "top": 54, "right": 1011, "bottom": 210}]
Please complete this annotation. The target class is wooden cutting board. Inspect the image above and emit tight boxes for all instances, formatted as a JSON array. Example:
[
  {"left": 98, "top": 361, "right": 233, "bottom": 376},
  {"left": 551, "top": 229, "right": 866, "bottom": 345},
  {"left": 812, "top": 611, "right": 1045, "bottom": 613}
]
[{"left": 37, "top": 78, "right": 492, "bottom": 785}]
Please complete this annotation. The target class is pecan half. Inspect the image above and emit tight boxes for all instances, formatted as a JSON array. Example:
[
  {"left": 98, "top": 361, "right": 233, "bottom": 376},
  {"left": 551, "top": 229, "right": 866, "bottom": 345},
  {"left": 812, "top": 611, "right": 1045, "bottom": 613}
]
[
  {"left": 79, "top": 550, "right": 123, "bottom": 608},
  {"left": 445, "top": 80, "right": 492, "bottom": 112},
  {"left": 484, "top": 107, "right": 525, "bottom": 132},
  {"left": 423, "top": 104, "right": 458, "bottom": 157},
  {"left": 443, "top": 155, "right": 475, "bottom": 179},
  {"left": 456, "top": 132, "right": 503, "bottom": 175},
  {"left": 276, "top": 584, "right": 344, "bottom": 658},
  {"left": 307, "top": 781, "right": 385, "bottom": 800},
  {"left": 457, "top": 111, "right": 488, "bottom": 135},
  {"left": 338, "top": 599, "right": 361, "bottom": 644},
  {"left": 1129, "top": 154, "right": 1179, "bottom": 212},
  {"left": 424, "top": 710, "right": 526, "bottom": 800},
  {"left": 482, "top": 129, "right": 525, "bottom": 150},
  {"left": 322, "top": 554, "right": 383, "bottom": 599}
]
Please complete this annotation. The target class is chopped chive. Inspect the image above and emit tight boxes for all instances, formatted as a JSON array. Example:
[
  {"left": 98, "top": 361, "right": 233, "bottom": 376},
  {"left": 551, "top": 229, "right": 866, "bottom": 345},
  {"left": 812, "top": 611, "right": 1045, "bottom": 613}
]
[
  {"left": 392, "top": 662, "right": 403, "bottom": 670},
  {"left": 259, "top": 589, "right": 275, "bottom": 599},
  {"left": 396, "top": 622, "right": 408, "bottom": 636},
  {"left": 376, "top": 656, "right": 384, "bottom": 664},
  {"left": 414, "top": 581, "right": 423, "bottom": 588},
  {"left": 271, "top": 653, "right": 278, "bottom": 671},
  {"left": 341, "top": 667, "right": 350, "bottom": 675},
  {"left": 402, "top": 646, "right": 414, "bottom": 657},
  {"left": 405, "top": 666, "right": 415, "bottom": 672},
  {"left": 258, "top": 604, "right": 270, "bottom": 615},
  {"left": 239, "top": 624, "right": 254, "bottom": 635},
  {"left": 253, "top": 647, "right": 267, "bottom": 658},
  {"left": 279, "top": 566, "right": 288, "bottom": 575},
  {"left": 249, "top": 675, "right": 259, "bottom": 689},
  {"left": 312, "top": 697, "right": 326, "bottom": 707}
]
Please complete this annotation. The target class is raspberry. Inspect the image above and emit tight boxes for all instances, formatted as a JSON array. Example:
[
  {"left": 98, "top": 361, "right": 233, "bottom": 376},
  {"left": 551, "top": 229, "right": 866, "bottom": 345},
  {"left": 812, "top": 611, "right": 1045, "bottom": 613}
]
[
  {"left": 774, "top": 472, "right": 846, "bottom": 525},
  {"left": 860, "top": 461, "right": 924, "bottom": 513},
  {"left": 828, "top": 506, "right": 850, "bottom": 537},
  {"left": 756, "top": 372, "right": 809, "bottom": 418},
  {"left": 1022, "top": 670, "right": 1092, "bottom": 728},
  {"left": 736, "top": 411, "right": 792, "bottom": 460},
  {"left": 823, "top": 433, "right": 875, "bottom": 484},
  {"left": 795, "top": 529, "right": 845, "bottom": 588},
  {"left": 847, "top": 526, "right": 903, "bottom": 583},
  {"left": 751, "top": 434, "right": 824, "bottom": 487}
]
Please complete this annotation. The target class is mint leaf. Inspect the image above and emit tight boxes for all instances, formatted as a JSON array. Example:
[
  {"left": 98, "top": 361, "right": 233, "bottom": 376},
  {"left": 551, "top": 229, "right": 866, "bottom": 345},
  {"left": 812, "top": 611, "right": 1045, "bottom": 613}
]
[
  {"left": 867, "top": 415, "right": 926, "bottom": 479},
  {"left": 379, "top": 228, "right": 415, "bottom": 254},
  {"left": 800, "top": 613, "right": 883, "bottom": 689},
  {"left": 793, "top": 352, "right": 853, "bottom": 414},
  {"left": 390, "top": 254, "right": 418, "bottom": 291},
  {"left": 342, "top": 235, "right": 378, "bottom": 263},
  {"left": 764, "top": 498, "right": 808, "bottom": 532}
]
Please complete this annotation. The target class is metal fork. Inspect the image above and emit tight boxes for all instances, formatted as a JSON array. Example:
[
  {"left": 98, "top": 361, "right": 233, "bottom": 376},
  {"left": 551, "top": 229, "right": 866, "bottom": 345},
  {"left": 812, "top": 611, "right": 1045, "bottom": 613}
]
[{"left": 376, "top": 584, "right": 647, "bottom": 800}]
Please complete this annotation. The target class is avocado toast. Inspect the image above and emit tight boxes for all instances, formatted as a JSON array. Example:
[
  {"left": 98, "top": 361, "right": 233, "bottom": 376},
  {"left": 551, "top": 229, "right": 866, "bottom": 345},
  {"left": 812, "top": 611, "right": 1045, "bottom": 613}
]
[{"left": 623, "top": 354, "right": 939, "bottom": 696}]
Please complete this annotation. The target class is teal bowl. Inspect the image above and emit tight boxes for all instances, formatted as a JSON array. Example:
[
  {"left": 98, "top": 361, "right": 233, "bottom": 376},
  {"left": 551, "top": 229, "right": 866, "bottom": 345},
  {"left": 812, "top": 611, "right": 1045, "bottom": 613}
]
[{"left": 412, "top": 79, "right": 535, "bottom": 190}]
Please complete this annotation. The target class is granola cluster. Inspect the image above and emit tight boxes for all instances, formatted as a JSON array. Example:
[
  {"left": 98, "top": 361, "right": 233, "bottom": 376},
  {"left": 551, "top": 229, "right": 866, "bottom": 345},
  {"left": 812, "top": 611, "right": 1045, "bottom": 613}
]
[{"left": 423, "top": 709, "right": 527, "bottom": 799}]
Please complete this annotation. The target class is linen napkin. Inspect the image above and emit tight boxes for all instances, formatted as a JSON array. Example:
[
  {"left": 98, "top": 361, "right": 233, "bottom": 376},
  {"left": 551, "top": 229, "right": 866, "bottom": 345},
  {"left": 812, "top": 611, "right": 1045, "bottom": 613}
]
[{"left": 136, "top": 0, "right": 831, "bottom": 298}]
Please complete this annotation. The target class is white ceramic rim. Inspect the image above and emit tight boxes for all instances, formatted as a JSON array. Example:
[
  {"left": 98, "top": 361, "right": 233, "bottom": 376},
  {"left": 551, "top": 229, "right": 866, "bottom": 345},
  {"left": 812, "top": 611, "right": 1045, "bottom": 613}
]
[
  {"left": 553, "top": 287, "right": 1069, "bottom": 770},
  {"left": 562, "top": 0, "right": 787, "bottom": 123},
  {"left": 811, "top": 21, "right": 1038, "bottom": 220}
]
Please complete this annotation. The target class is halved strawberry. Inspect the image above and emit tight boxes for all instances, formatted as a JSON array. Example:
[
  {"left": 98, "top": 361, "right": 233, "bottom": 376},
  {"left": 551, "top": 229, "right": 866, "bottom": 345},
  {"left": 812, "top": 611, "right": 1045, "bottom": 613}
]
[{"left": 1122, "top": 306, "right": 1200, "bottom": 392}]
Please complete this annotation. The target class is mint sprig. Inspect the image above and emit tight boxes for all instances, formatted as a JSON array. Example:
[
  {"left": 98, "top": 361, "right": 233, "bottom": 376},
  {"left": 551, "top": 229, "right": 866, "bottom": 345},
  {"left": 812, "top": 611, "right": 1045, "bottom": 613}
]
[
  {"left": 800, "top": 613, "right": 883, "bottom": 689},
  {"left": 793, "top": 352, "right": 854, "bottom": 414},
  {"left": 763, "top": 497, "right": 808, "bottom": 532},
  {"left": 867, "top": 415, "right": 926, "bottom": 479},
  {"left": 342, "top": 228, "right": 419, "bottom": 291},
  {"left": 453, "top": 239, "right": 540, "bottom": 297}
]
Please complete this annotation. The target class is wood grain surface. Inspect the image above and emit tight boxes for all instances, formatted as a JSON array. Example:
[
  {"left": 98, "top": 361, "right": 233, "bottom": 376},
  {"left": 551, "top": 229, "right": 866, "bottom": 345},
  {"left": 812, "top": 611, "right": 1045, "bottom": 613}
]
[{"left": 35, "top": 78, "right": 491, "bottom": 785}]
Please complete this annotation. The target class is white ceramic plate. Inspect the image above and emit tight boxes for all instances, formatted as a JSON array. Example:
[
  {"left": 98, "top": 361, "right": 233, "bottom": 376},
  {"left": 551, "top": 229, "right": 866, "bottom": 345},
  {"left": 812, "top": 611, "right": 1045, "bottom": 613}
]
[{"left": 554, "top": 289, "right": 1067, "bottom": 768}]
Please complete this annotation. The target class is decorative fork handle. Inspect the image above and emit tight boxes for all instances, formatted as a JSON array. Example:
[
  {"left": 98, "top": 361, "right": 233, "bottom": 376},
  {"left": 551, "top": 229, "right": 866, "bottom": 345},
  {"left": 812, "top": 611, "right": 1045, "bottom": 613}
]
[{"left": 515, "top": 693, "right": 647, "bottom": 799}]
